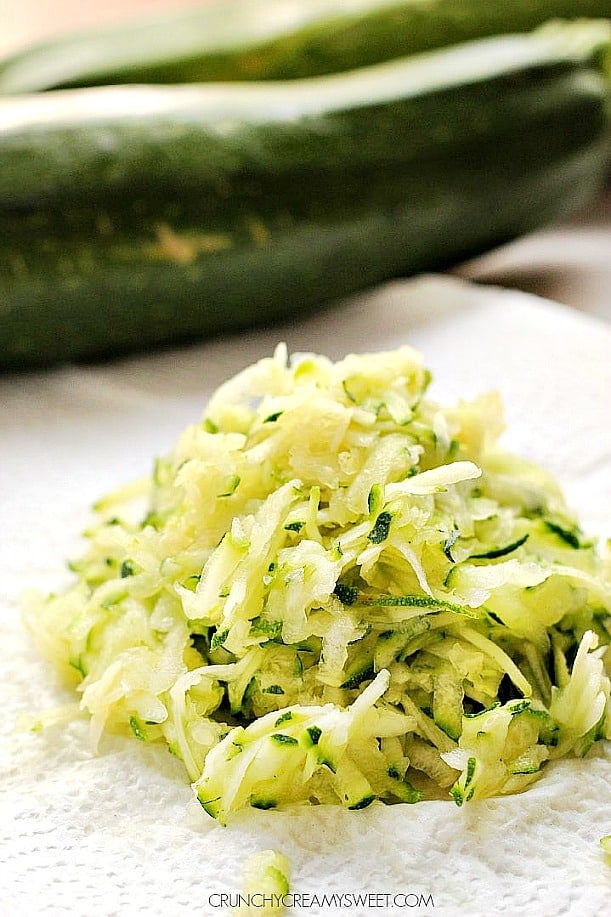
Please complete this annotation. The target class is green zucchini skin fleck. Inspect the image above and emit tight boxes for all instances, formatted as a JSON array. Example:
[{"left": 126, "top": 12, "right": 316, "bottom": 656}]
[
  {"left": 0, "top": 30, "right": 609, "bottom": 369},
  {"left": 0, "top": 0, "right": 609, "bottom": 92}
]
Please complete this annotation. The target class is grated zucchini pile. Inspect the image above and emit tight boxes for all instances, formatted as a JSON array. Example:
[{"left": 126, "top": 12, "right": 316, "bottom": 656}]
[{"left": 25, "top": 345, "right": 610, "bottom": 823}]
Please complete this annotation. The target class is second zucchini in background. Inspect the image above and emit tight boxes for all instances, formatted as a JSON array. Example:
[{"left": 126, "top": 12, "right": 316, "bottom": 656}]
[
  {"left": 0, "top": 0, "right": 610, "bottom": 92},
  {"left": 0, "top": 22, "right": 609, "bottom": 369}
]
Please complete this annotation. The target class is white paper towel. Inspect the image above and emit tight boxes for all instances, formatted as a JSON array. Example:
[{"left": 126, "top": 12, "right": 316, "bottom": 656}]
[{"left": 1, "top": 276, "right": 610, "bottom": 917}]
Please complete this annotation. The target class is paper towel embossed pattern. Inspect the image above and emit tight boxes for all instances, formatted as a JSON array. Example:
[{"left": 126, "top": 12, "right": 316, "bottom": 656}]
[{"left": 3, "top": 277, "right": 611, "bottom": 915}]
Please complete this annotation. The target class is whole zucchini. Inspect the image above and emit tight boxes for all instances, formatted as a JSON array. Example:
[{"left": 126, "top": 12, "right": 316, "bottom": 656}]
[
  {"left": 0, "top": 24, "right": 609, "bottom": 370},
  {"left": 0, "top": 0, "right": 609, "bottom": 93}
]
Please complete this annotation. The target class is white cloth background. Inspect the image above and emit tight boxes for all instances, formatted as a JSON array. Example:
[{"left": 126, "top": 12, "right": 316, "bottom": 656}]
[{"left": 1, "top": 275, "right": 610, "bottom": 917}]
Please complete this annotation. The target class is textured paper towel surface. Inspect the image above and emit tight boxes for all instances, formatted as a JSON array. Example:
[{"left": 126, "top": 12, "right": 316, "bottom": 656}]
[{"left": 1, "top": 276, "right": 610, "bottom": 917}]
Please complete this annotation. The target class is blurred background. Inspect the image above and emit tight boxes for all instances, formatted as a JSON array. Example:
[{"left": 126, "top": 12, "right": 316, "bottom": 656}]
[
  {"left": 0, "top": 0, "right": 608, "bottom": 325},
  {"left": 0, "top": 1, "right": 208, "bottom": 57}
]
